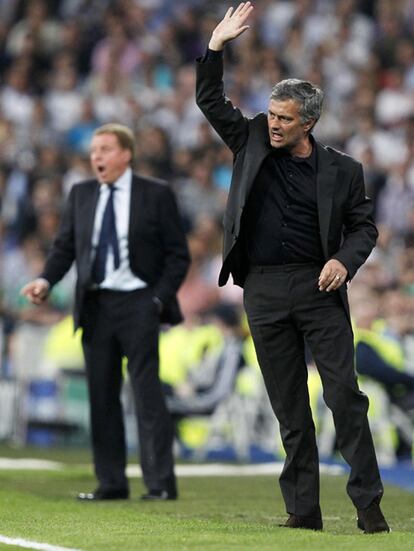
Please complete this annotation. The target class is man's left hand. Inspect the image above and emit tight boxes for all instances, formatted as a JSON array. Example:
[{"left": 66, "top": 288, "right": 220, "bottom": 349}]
[{"left": 318, "top": 259, "right": 348, "bottom": 292}]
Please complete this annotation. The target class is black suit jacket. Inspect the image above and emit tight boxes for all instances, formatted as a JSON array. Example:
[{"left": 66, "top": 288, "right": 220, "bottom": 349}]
[
  {"left": 196, "top": 53, "right": 378, "bottom": 318},
  {"left": 41, "top": 173, "right": 190, "bottom": 329}
]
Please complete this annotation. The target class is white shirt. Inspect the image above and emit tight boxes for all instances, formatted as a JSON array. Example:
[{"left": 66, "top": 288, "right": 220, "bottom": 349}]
[{"left": 91, "top": 167, "right": 147, "bottom": 291}]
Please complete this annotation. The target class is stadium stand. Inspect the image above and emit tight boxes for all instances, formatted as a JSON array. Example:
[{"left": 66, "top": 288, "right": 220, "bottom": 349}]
[{"left": 1, "top": 0, "right": 414, "bottom": 463}]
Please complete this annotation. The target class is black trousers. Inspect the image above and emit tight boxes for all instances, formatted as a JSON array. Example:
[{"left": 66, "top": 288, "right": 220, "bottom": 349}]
[
  {"left": 81, "top": 288, "right": 176, "bottom": 495},
  {"left": 243, "top": 264, "right": 383, "bottom": 517}
]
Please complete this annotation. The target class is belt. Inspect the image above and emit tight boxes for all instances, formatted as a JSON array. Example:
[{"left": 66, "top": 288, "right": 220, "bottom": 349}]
[{"left": 249, "top": 263, "right": 319, "bottom": 273}]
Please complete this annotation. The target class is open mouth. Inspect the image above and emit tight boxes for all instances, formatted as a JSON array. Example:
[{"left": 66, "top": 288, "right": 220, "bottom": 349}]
[{"left": 271, "top": 133, "right": 284, "bottom": 143}]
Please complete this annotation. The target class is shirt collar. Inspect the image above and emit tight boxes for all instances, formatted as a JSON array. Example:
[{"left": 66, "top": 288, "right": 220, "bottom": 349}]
[
  {"left": 271, "top": 135, "right": 317, "bottom": 171},
  {"left": 100, "top": 167, "right": 132, "bottom": 192},
  {"left": 292, "top": 135, "right": 317, "bottom": 171}
]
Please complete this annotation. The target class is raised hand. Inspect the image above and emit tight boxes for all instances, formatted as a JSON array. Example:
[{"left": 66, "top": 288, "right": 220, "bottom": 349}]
[{"left": 209, "top": 2, "right": 254, "bottom": 51}]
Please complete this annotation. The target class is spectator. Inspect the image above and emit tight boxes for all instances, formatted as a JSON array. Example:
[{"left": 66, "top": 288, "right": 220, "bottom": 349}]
[
  {"left": 90, "top": 16, "right": 141, "bottom": 77},
  {"left": 44, "top": 58, "right": 84, "bottom": 133},
  {"left": 166, "top": 303, "right": 245, "bottom": 416},
  {"left": 5, "top": 0, "right": 62, "bottom": 59},
  {"left": 0, "top": 61, "right": 36, "bottom": 130}
]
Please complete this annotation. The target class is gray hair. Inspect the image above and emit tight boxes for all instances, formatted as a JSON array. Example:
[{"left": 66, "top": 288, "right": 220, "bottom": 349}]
[{"left": 270, "top": 79, "right": 324, "bottom": 128}]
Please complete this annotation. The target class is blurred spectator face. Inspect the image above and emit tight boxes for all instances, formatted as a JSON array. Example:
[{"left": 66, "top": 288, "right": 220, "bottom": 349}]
[
  {"left": 267, "top": 98, "right": 313, "bottom": 153},
  {"left": 376, "top": 224, "right": 393, "bottom": 249},
  {"left": 350, "top": 292, "right": 380, "bottom": 328},
  {"left": 31, "top": 179, "right": 61, "bottom": 212},
  {"left": 381, "top": 289, "right": 406, "bottom": 318},
  {"left": 7, "top": 64, "right": 30, "bottom": 93},
  {"left": 26, "top": 0, "right": 47, "bottom": 28},
  {"left": 395, "top": 39, "right": 414, "bottom": 69},
  {"left": 172, "top": 148, "right": 192, "bottom": 176},
  {"left": 176, "top": 65, "right": 196, "bottom": 100},
  {"left": 108, "top": 21, "right": 129, "bottom": 52},
  {"left": 90, "top": 133, "right": 131, "bottom": 184},
  {"left": 22, "top": 233, "right": 43, "bottom": 253},
  {"left": 187, "top": 233, "right": 209, "bottom": 263},
  {"left": 36, "top": 208, "right": 60, "bottom": 243},
  {"left": 61, "top": 20, "right": 81, "bottom": 49},
  {"left": 53, "top": 66, "right": 78, "bottom": 91},
  {"left": 38, "top": 146, "right": 60, "bottom": 168},
  {"left": 140, "top": 127, "right": 168, "bottom": 156},
  {"left": 192, "top": 214, "right": 222, "bottom": 256},
  {"left": 190, "top": 162, "right": 212, "bottom": 189}
]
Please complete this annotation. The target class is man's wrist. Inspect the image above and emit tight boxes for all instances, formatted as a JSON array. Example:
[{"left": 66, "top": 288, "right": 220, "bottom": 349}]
[
  {"left": 36, "top": 278, "right": 50, "bottom": 290},
  {"left": 208, "top": 36, "right": 225, "bottom": 51}
]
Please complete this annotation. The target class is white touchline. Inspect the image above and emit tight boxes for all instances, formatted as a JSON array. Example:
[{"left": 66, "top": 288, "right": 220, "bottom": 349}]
[{"left": 0, "top": 535, "right": 81, "bottom": 551}]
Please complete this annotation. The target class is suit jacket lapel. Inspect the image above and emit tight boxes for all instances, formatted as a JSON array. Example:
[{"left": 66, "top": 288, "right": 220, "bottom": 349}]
[
  {"left": 81, "top": 181, "right": 100, "bottom": 251},
  {"left": 72, "top": 181, "right": 99, "bottom": 283},
  {"left": 128, "top": 174, "right": 141, "bottom": 246},
  {"left": 243, "top": 117, "right": 271, "bottom": 202},
  {"left": 316, "top": 143, "right": 337, "bottom": 259}
]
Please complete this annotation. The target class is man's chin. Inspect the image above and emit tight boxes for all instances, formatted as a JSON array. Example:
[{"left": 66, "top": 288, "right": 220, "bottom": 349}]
[
  {"left": 270, "top": 140, "right": 284, "bottom": 149},
  {"left": 93, "top": 172, "right": 106, "bottom": 183}
]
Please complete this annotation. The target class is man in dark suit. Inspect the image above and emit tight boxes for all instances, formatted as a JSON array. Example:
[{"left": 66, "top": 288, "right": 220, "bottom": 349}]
[
  {"left": 21, "top": 123, "right": 190, "bottom": 502},
  {"left": 196, "top": 2, "right": 389, "bottom": 533}
]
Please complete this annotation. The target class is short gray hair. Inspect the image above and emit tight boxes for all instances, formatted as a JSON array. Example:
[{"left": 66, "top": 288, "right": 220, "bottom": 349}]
[{"left": 270, "top": 79, "right": 324, "bottom": 127}]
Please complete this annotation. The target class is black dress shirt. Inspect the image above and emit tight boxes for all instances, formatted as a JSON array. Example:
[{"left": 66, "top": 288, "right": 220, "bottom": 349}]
[{"left": 242, "top": 140, "right": 324, "bottom": 266}]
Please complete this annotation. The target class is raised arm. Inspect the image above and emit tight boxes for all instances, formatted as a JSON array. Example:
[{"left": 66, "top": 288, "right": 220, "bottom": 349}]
[
  {"left": 196, "top": 3, "right": 254, "bottom": 154},
  {"left": 208, "top": 2, "right": 254, "bottom": 51}
]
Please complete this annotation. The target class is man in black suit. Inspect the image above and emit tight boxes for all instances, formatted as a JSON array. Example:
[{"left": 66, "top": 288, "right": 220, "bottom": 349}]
[
  {"left": 196, "top": 2, "right": 389, "bottom": 533},
  {"left": 21, "top": 123, "right": 190, "bottom": 501}
]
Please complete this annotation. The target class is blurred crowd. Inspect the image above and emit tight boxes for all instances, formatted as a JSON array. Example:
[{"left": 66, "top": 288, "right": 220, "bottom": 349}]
[{"left": 1, "top": 0, "right": 414, "bottom": 459}]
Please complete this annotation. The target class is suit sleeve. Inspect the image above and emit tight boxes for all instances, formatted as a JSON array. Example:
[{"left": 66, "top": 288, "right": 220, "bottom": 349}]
[
  {"left": 331, "top": 162, "right": 378, "bottom": 280},
  {"left": 152, "top": 186, "right": 190, "bottom": 305},
  {"left": 40, "top": 186, "right": 76, "bottom": 287},
  {"left": 196, "top": 51, "right": 248, "bottom": 154}
]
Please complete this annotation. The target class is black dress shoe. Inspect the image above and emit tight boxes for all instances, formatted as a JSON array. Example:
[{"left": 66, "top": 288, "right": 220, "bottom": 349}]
[
  {"left": 140, "top": 489, "right": 177, "bottom": 501},
  {"left": 77, "top": 488, "right": 129, "bottom": 501},
  {"left": 357, "top": 498, "right": 390, "bottom": 533},
  {"left": 280, "top": 514, "right": 323, "bottom": 531}
]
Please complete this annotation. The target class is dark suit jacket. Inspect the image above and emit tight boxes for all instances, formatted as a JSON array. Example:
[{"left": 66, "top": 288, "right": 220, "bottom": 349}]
[
  {"left": 41, "top": 173, "right": 190, "bottom": 329},
  {"left": 196, "top": 53, "right": 378, "bottom": 319}
]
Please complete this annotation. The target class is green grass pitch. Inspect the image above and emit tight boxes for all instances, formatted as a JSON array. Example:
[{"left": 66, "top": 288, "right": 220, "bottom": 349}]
[{"left": 0, "top": 450, "right": 413, "bottom": 550}]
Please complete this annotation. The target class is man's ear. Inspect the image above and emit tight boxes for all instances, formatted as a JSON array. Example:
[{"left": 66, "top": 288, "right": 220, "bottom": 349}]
[
  {"left": 304, "top": 118, "right": 315, "bottom": 133},
  {"left": 123, "top": 149, "right": 132, "bottom": 165}
]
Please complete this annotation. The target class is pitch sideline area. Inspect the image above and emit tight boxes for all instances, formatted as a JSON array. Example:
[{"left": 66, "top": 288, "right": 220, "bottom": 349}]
[
  {"left": 0, "top": 535, "right": 81, "bottom": 551},
  {"left": 0, "top": 457, "right": 345, "bottom": 477},
  {"left": 1, "top": 456, "right": 412, "bottom": 493}
]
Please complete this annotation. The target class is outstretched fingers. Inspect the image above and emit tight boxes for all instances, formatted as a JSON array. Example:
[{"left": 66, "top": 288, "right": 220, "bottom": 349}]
[
  {"left": 232, "top": 2, "right": 254, "bottom": 22},
  {"left": 209, "top": 2, "right": 254, "bottom": 50},
  {"left": 224, "top": 7, "right": 234, "bottom": 19}
]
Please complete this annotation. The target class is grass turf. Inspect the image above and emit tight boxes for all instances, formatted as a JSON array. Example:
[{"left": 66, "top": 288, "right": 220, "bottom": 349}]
[{"left": 0, "top": 451, "right": 413, "bottom": 550}]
